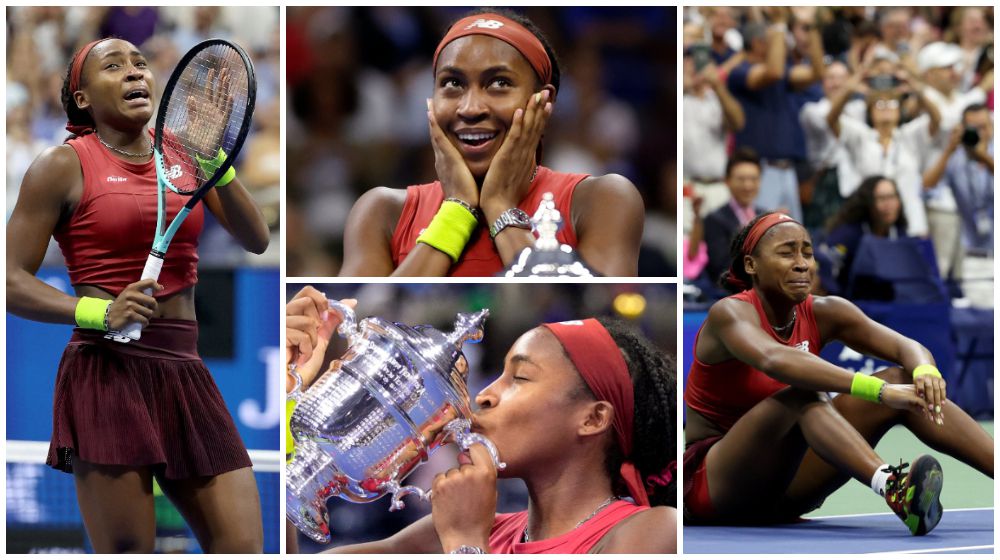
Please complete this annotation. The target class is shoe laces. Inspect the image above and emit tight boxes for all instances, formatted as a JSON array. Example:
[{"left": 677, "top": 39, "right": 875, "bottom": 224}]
[{"left": 883, "top": 460, "right": 910, "bottom": 497}]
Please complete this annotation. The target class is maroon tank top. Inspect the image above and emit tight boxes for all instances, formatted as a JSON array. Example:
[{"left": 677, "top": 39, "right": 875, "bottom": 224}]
[
  {"left": 684, "top": 290, "right": 823, "bottom": 432},
  {"left": 390, "top": 166, "right": 588, "bottom": 276},
  {"left": 489, "top": 499, "right": 649, "bottom": 553},
  {"left": 53, "top": 132, "right": 202, "bottom": 298}
]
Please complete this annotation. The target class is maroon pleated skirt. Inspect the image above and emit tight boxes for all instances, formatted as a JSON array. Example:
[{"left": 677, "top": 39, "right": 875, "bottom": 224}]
[{"left": 47, "top": 319, "right": 252, "bottom": 480}]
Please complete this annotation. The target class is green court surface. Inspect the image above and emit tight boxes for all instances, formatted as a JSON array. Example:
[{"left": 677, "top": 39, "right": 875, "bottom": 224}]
[{"left": 808, "top": 421, "right": 994, "bottom": 517}]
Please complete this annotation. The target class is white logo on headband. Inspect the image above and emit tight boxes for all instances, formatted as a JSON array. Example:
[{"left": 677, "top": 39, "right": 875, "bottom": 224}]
[
  {"left": 557, "top": 320, "right": 584, "bottom": 326},
  {"left": 465, "top": 19, "right": 505, "bottom": 30}
]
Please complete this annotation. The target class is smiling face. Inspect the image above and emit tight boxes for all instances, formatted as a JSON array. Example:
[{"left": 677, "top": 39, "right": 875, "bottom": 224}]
[
  {"left": 74, "top": 39, "right": 155, "bottom": 129},
  {"left": 726, "top": 161, "right": 761, "bottom": 207},
  {"left": 471, "top": 327, "right": 609, "bottom": 478},
  {"left": 745, "top": 222, "right": 815, "bottom": 303},
  {"left": 433, "top": 35, "right": 549, "bottom": 179}
]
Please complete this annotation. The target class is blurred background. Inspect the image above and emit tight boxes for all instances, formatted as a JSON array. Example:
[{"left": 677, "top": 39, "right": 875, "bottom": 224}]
[
  {"left": 5, "top": 6, "right": 281, "bottom": 553},
  {"left": 285, "top": 282, "right": 677, "bottom": 552},
  {"left": 285, "top": 6, "right": 677, "bottom": 277}
]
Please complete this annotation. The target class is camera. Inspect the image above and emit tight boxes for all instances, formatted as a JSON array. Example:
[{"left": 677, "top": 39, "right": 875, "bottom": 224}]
[
  {"left": 867, "top": 74, "right": 899, "bottom": 91},
  {"left": 961, "top": 127, "right": 980, "bottom": 148}
]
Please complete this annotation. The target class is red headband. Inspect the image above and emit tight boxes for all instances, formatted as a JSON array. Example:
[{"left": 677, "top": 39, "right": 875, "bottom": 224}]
[
  {"left": 66, "top": 39, "right": 109, "bottom": 135},
  {"left": 433, "top": 13, "right": 553, "bottom": 85},
  {"left": 742, "top": 213, "right": 797, "bottom": 255},
  {"left": 543, "top": 319, "right": 648, "bottom": 507}
]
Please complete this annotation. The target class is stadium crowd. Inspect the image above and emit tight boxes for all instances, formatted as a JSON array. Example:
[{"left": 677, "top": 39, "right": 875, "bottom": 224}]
[{"left": 682, "top": 6, "right": 993, "bottom": 307}]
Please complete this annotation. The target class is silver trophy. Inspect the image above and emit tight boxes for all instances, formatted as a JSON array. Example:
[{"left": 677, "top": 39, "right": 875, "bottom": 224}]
[
  {"left": 286, "top": 301, "right": 505, "bottom": 543},
  {"left": 504, "top": 192, "right": 596, "bottom": 277}
]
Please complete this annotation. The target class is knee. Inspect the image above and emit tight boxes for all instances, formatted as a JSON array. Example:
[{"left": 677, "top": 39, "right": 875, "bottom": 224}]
[
  {"left": 106, "top": 536, "right": 154, "bottom": 554},
  {"left": 873, "top": 366, "right": 909, "bottom": 384},
  {"left": 207, "top": 532, "right": 263, "bottom": 554}
]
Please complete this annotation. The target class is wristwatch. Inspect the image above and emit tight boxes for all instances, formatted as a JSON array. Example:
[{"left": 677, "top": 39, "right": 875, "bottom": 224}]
[
  {"left": 449, "top": 545, "right": 486, "bottom": 554},
  {"left": 489, "top": 208, "right": 531, "bottom": 239}
]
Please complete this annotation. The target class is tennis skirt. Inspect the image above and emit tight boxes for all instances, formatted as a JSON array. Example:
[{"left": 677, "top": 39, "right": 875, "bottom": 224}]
[{"left": 46, "top": 319, "right": 252, "bottom": 480}]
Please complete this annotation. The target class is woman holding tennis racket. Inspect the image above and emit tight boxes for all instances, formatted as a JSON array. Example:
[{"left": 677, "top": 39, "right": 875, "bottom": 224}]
[
  {"left": 6, "top": 38, "right": 268, "bottom": 553},
  {"left": 340, "top": 9, "right": 644, "bottom": 277},
  {"left": 683, "top": 212, "right": 993, "bottom": 535},
  {"left": 285, "top": 288, "right": 677, "bottom": 553}
]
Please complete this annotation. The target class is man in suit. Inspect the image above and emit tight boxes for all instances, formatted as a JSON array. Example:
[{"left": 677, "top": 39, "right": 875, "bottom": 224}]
[{"left": 704, "top": 147, "right": 767, "bottom": 283}]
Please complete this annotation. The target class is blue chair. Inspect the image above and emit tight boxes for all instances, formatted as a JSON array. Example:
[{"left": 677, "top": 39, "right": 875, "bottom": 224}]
[{"left": 846, "top": 235, "right": 948, "bottom": 303}]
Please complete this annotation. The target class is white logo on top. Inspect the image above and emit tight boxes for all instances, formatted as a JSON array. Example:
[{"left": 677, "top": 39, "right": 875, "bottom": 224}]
[
  {"left": 465, "top": 19, "right": 504, "bottom": 30},
  {"left": 795, "top": 340, "right": 810, "bottom": 353},
  {"left": 557, "top": 320, "right": 584, "bottom": 326},
  {"left": 106, "top": 176, "right": 127, "bottom": 183},
  {"left": 165, "top": 164, "right": 183, "bottom": 180}
]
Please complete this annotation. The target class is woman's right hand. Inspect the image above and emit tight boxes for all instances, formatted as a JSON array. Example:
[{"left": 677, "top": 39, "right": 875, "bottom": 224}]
[
  {"left": 427, "top": 99, "right": 479, "bottom": 208},
  {"left": 285, "top": 286, "right": 356, "bottom": 392},
  {"left": 880, "top": 383, "right": 936, "bottom": 424},
  {"left": 106, "top": 279, "right": 162, "bottom": 331}
]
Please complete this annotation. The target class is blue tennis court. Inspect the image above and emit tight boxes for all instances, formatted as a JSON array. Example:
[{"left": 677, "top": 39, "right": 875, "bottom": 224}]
[{"left": 685, "top": 508, "right": 993, "bottom": 554}]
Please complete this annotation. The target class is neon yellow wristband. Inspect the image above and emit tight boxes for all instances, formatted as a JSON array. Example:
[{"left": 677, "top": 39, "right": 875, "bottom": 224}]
[
  {"left": 416, "top": 200, "right": 479, "bottom": 262},
  {"left": 285, "top": 398, "right": 297, "bottom": 464},
  {"left": 850, "top": 373, "right": 886, "bottom": 403},
  {"left": 75, "top": 296, "right": 111, "bottom": 331},
  {"left": 913, "top": 364, "right": 942, "bottom": 379},
  {"left": 195, "top": 147, "right": 237, "bottom": 186}
]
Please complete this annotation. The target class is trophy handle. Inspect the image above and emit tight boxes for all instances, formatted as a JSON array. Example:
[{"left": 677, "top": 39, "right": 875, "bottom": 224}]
[
  {"left": 380, "top": 418, "right": 506, "bottom": 512},
  {"left": 326, "top": 298, "right": 360, "bottom": 345}
]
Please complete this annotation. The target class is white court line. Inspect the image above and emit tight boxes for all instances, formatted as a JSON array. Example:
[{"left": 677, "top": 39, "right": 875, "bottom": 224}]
[
  {"left": 806, "top": 506, "right": 994, "bottom": 520},
  {"left": 879, "top": 544, "right": 994, "bottom": 554}
]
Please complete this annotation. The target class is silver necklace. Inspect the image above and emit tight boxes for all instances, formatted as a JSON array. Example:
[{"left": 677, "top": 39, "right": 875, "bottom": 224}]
[
  {"left": 771, "top": 309, "right": 797, "bottom": 333},
  {"left": 522, "top": 495, "right": 619, "bottom": 543},
  {"left": 97, "top": 132, "right": 152, "bottom": 158}
]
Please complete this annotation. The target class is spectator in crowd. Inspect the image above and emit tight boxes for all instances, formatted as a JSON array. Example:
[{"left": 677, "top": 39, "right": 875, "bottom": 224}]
[
  {"left": 683, "top": 46, "right": 745, "bottom": 216},
  {"left": 950, "top": 7, "right": 992, "bottom": 92},
  {"left": 798, "top": 60, "right": 866, "bottom": 230},
  {"left": 705, "top": 7, "right": 738, "bottom": 65},
  {"left": 922, "top": 104, "right": 994, "bottom": 307},
  {"left": 703, "top": 147, "right": 766, "bottom": 284},
  {"left": 825, "top": 64, "right": 941, "bottom": 237},
  {"left": 727, "top": 7, "right": 825, "bottom": 222},
  {"left": 824, "top": 175, "right": 909, "bottom": 295}
]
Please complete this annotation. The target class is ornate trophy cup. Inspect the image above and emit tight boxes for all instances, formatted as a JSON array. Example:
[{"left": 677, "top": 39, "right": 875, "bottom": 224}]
[
  {"left": 286, "top": 302, "right": 504, "bottom": 543},
  {"left": 503, "top": 192, "right": 596, "bottom": 277}
]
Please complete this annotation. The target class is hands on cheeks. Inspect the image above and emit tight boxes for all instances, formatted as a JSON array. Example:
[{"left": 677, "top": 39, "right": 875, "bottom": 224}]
[
  {"left": 431, "top": 443, "right": 499, "bottom": 553},
  {"left": 427, "top": 99, "right": 480, "bottom": 208},
  {"left": 285, "top": 285, "right": 357, "bottom": 392},
  {"left": 480, "top": 89, "right": 553, "bottom": 221}
]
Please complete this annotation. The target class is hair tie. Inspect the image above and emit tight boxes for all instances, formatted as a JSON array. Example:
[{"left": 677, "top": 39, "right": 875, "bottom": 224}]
[{"left": 645, "top": 460, "right": 676, "bottom": 489}]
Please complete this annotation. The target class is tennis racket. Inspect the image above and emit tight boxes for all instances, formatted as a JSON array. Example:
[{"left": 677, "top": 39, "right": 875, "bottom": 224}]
[{"left": 116, "top": 39, "right": 256, "bottom": 342}]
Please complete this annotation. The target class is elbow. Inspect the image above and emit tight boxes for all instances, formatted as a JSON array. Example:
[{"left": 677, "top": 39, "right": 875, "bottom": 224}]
[{"left": 244, "top": 231, "right": 270, "bottom": 255}]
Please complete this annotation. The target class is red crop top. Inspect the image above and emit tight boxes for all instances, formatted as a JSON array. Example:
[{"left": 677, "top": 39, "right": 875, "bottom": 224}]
[
  {"left": 53, "top": 132, "right": 202, "bottom": 298},
  {"left": 390, "top": 166, "right": 588, "bottom": 276},
  {"left": 684, "top": 290, "right": 823, "bottom": 432}
]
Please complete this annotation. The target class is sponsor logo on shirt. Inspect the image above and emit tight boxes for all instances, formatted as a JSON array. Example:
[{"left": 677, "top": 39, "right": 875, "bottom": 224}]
[
  {"left": 795, "top": 340, "right": 810, "bottom": 353},
  {"left": 165, "top": 164, "right": 184, "bottom": 180},
  {"left": 465, "top": 19, "right": 504, "bottom": 30},
  {"left": 106, "top": 176, "right": 127, "bottom": 183}
]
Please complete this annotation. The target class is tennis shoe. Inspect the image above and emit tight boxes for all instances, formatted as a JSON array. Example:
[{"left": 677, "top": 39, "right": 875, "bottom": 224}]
[{"left": 883, "top": 455, "right": 944, "bottom": 536}]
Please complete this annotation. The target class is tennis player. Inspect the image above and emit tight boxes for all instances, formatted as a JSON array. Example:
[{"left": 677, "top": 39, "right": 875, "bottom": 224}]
[
  {"left": 684, "top": 212, "right": 994, "bottom": 535},
  {"left": 340, "top": 9, "right": 644, "bottom": 277},
  {"left": 285, "top": 288, "right": 676, "bottom": 553},
  {"left": 6, "top": 38, "right": 269, "bottom": 553}
]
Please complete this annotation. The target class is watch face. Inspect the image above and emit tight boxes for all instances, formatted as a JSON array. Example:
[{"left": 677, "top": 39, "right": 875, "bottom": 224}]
[{"left": 509, "top": 208, "right": 530, "bottom": 224}]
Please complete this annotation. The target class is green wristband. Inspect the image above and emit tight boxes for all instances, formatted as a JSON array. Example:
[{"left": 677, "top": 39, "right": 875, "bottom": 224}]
[
  {"left": 850, "top": 372, "right": 886, "bottom": 403},
  {"left": 75, "top": 296, "right": 111, "bottom": 331},
  {"left": 195, "top": 147, "right": 237, "bottom": 186},
  {"left": 913, "top": 364, "right": 942, "bottom": 379},
  {"left": 416, "top": 200, "right": 479, "bottom": 262},
  {"left": 285, "top": 398, "right": 297, "bottom": 464}
]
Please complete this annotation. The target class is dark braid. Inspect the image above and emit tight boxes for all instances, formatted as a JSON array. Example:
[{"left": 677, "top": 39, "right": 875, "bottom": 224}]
[
  {"left": 61, "top": 56, "right": 96, "bottom": 137},
  {"left": 457, "top": 7, "right": 562, "bottom": 93},
  {"left": 591, "top": 317, "right": 677, "bottom": 508},
  {"left": 718, "top": 211, "right": 783, "bottom": 293}
]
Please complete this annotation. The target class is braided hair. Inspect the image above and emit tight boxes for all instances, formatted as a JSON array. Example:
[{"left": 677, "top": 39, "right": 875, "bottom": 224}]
[
  {"left": 458, "top": 7, "right": 563, "bottom": 93},
  {"left": 61, "top": 56, "right": 96, "bottom": 138},
  {"left": 718, "top": 212, "right": 775, "bottom": 293},
  {"left": 566, "top": 318, "right": 677, "bottom": 508}
]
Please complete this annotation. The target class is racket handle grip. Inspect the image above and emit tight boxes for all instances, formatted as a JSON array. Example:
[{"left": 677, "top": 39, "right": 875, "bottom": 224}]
[{"left": 119, "top": 254, "right": 165, "bottom": 341}]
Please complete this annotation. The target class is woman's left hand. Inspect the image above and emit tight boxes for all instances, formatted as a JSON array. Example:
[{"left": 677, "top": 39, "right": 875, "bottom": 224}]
[
  {"left": 480, "top": 89, "right": 553, "bottom": 222},
  {"left": 431, "top": 444, "right": 498, "bottom": 552},
  {"left": 913, "top": 372, "right": 946, "bottom": 425},
  {"left": 184, "top": 67, "right": 235, "bottom": 158}
]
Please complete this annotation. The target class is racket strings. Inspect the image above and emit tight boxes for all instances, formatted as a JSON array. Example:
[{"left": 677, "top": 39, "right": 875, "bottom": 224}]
[{"left": 160, "top": 45, "right": 251, "bottom": 193}]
